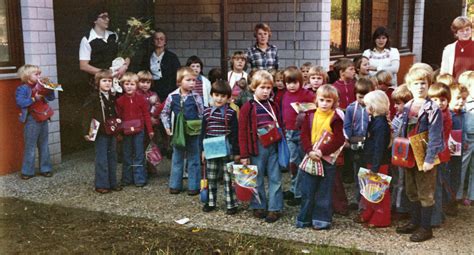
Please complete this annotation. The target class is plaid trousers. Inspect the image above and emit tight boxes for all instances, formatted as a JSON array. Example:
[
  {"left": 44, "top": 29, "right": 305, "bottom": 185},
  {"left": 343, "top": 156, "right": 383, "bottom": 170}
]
[{"left": 205, "top": 156, "right": 236, "bottom": 209}]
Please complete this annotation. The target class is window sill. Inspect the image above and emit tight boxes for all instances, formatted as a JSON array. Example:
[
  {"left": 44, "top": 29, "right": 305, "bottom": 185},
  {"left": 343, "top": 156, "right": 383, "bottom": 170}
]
[{"left": 0, "top": 73, "right": 19, "bottom": 80}]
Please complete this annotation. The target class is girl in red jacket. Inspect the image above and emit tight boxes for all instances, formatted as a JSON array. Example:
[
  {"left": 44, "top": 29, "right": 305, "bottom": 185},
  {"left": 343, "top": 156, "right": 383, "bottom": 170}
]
[{"left": 296, "top": 84, "right": 345, "bottom": 230}]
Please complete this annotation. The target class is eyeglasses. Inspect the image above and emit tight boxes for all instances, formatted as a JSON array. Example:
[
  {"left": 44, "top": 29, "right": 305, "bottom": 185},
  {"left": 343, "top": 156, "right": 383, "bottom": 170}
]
[{"left": 98, "top": 14, "right": 109, "bottom": 20}]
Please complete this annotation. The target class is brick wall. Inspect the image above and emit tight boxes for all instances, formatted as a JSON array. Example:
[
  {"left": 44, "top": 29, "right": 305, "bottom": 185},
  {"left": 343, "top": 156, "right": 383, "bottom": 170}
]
[
  {"left": 21, "top": 0, "right": 61, "bottom": 164},
  {"left": 155, "top": 0, "right": 331, "bottom": 74},
  {"left": 412, "top": 0, "right": 425, "bottom": 62}
]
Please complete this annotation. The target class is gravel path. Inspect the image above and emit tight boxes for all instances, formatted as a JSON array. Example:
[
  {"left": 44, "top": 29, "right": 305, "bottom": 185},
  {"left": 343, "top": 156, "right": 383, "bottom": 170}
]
[{"left": 1, "top": 149, "right": 473, "bottom": 254}]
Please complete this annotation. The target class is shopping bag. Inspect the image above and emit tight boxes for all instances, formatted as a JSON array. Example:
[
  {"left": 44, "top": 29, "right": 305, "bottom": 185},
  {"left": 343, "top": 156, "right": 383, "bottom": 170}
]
[
  {"left": 358, "top": 167, "right": 392, "bottom": 203},
  {"left": 145, "top": 142, "right": 163, "bottom": 166}
]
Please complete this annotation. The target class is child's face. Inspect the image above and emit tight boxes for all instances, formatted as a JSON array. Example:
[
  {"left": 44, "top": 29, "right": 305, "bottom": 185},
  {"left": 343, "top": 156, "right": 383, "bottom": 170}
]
[
  {"left": 394, "top": 101, "right": 405, "bottom": 114},
  {"left": 99, "top": 78, "right": 113, "bottom": 92},
  {"left": 377, "top": 83, "right": 389, "bottom": 92},
  {"left": 232, "top": 58, "right": 246, "bottom": 72},
  {"left": 256, "top": 28, "right": 269, "bottom": 46},
  {"left": 431, "top": 96, "right": 449, "bottom": 111},
  {"left": 180, "top": 75, "right": 196, "bottom": 92},
  {"left": 211, "top": 93, "right": 229, "bottom": 108},
  {"left": 316, "top": 95, "right": 334, "bottom": 112},
  {"left": 408, "top": 79, "right": 428, "bottom": 99},
  {"left": 275, "top": 76, "right": 285, "bottom": 90},
  {"left": 309, "top": 75, "right": 324, "bottom": 91},
  {"left": 356, "top": 93, "right": 365, "bottom": 106},
  {"left": 340, "top": 66, "right": 356, "bottom": 81},
  {"left": 138, "top": 80, "right": 152, "bottom": 92},
  {"left": 450, "top": 92, "right": 466, "bottom": 111},
  {"left": 301, "top": 67, "right": 309, "bottom": 82},
  {"left": 189, "top": 63, "right": 201, "bottom": 75},
  {"left": 28, "top": 70, "right": 41, "bottom": 85},
  {"left": 286, "top": 81, "right": 300, "bottom": 93},
  {"left": 359, "top": 58, "right": 370, "bottom": 75},
  {"left": 455, "top": 26, "right": 472, "bottom": 41},
  {"left": 123, "top": 81, "right": 137, "bottom": 95},
  {"left": 254, "top": 81, "right": 273, "bottom": 101}
]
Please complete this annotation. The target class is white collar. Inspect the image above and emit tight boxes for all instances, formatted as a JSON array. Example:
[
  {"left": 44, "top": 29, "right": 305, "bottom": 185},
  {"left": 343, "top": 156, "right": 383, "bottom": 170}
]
[{"left": 87, "top": 28, "right": 115, "bottom": 43}]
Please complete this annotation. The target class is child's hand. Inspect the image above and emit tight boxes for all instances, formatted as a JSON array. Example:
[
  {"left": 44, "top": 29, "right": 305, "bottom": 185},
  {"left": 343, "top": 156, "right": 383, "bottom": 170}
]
[
  {"left": 165, "top": 128, "right": 172, "bottom": 136},
  {"left": 84, "top": 135, "right": 92, "bottom": 141},
  {"left": 422, "top": 161, "right": 434, "bottom": 172},
  {"left": 149, "top": 132, "right": 154, "bottom": 139},
  {"left": 240, "top": 158, "right": 250, "bottom": 165},
  {"left": 309, "top": 151, "right": 320, "bottom": 161},
  {"left": 234, "top": 155, "right": 241, "bottom": 163},
  {"left": 34, "top": 94, "right": 43, "bottom": 102},
  {"left": 344, "top": 140, "right": 350, "bottom": 148}
]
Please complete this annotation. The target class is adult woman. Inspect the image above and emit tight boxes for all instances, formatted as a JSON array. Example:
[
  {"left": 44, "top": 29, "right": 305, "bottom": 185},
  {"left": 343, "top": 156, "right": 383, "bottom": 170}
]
[
  {"left": 362, "top": 27, "right": 400, "bottom": 86},
  {"left": 79, "top": 9, "right": 129, "bottom": 89},
  {"left": 143, "top": 30, "right": 181, "bottom": 102},
  {"left": 246, "top": 23, "right": 279, "bottom": 71},
  {"left": 440, "top": 16, "right": 473, "bottom": 82}
]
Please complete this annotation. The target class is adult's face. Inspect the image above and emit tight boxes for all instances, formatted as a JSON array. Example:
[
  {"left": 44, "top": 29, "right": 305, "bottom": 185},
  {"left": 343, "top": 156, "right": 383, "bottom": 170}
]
[
  {"left": 375, "top": 35, "right": 388, "bottom": 50},
  {"left": 94, "top": 12, "right": 109, "bottom": 30},
  {"left": 256, "top": 29, "right": 269, "bottom": 46},
  {"left": 456, "top": 26, "right": 472, "bottom": 41},
  {"left": 153, "top": 32, "right": 167, "bottom": 49}
]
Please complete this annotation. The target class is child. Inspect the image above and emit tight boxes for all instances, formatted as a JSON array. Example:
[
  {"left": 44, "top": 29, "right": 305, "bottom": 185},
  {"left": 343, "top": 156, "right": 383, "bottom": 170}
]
[
  {"left": 296, "top": 84, "right": 345, "bottom": 230},
  {"left": 116, "top": 72, "right": 154, "bottom": 187},
  {"left": 375, "top": 70, "right": 396, "bottom": 119},
  {"left": 395, "top": 67, "right": 444, "bottom": 242},
  {"left": 343, "top": 78, "right": 373, "bottom": 208},
  {"left": 233, "top": 78, "right": 253, "bottom": 108},
  {"left": 239, "top": 70, "right": 283, "bottom": 223},
  {"left": 83, "top": 70, "right": 122, "bottom": 193},
  {"left": 354, "top": 90, "right": 392, "bottom": 227},
  {"left": 272, "top": 70, "right": 286, "bottom": 104},
  {"left": 160, "top": 67, "right": 204, "bottom": 195},
  {"left": 186, "top": 55, "right": 212, "bottom": 107},
  {"left": 300, "top": 62, "right": 313, "bottom": 88},
  {"left": 428, "top": 82, "right": 453, "bottom": 227},
  {"left": 228, "top": 51, "right": 248, "bottom": 89},
  {"left": 459, "top": 71, "right": 474, "bottom": 206},
  {"left": 353, "top": 55, "right": 371, "bottom": 80},
  {"left": 307, "top": 66, "right": 328, "bottom": 93},
  {"left": 208, "top": 68, "right": 223, "bottom": 84},
  {"left": 200, "top": 80, "right": 239, "bottom": 214},
  {"left": 15, "top": 64, "right": 55, "bottom": 179},
  {"left": 279, "top": 67, "right": 315, "bottom": 206},
  {"left": 332, "top": 58, "right": 356, "bottom": 110},
  {"left": 391, "top": 84, "right": 413, "bottom": 216}
]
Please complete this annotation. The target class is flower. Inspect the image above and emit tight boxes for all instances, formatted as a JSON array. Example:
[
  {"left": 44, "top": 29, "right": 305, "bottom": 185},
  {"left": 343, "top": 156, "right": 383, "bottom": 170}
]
[{"left": 117, "top": 17, "right": 153, "bottom": 58}]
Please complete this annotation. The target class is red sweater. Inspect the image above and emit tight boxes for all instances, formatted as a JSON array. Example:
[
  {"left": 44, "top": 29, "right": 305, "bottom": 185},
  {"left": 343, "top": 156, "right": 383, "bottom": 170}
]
[
  {"left": 238, "top": 99, "right": 282, "bottom": 159},
  {"left": 280, "top": 88, "right": 315, "bottom": 130},
  {"left": 333, "top": 79, "right": 355, "bottom": 110},
  {"left": 438, "top": 108, "right": 452, "bottom": 162},
  {"left": 300, "top": 110, "right": 345, "bottom": 156},
  {"left": 116, "top": 93, "right": 153, "bottom": 135}
]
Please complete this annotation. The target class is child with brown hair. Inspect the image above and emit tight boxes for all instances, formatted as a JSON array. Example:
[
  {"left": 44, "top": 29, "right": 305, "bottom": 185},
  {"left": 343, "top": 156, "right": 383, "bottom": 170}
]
[
  {"left": 306, "top": 66, "right": 328, "bottom": 93},
  {"left": 300, "top": 62, "right": 313, "bottom": 88},
  {"left": 353, "top": 55, "right": 371, "bottom": 80},
  {"left": 375, "top": 70, "right": 396, "bottom": 118},
  {"left": 272, "top": 70, "right": 286, "bottom": 104},
  {"left": 332, "top": 58, "right": 356, "bottom": 110}
]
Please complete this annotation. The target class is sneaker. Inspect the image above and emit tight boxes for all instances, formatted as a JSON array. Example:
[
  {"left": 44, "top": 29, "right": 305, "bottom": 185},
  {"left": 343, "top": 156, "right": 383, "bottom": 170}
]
[
  {"left": 312, "top": 225, "right": 331, "bottom": 231},
  {"left": 265, "top": 211, "right": 280, "bottom": 223},
  {"left": 287, "top": 197, "right": 301, "bottom": 206},
  {"left": 202, "top": 204, "right": 216, "bottom": 212},
  {"left": 253, "top": 209, "right": 267, "bottom": 219},
  {"left": 396, "top": 223, "right": 419, "bottom": 234},
  {"left": 409, "top": 227, "right": 433, "bottom": 242},
  {"left": 226, "top": 207, "right": 238, "bottom": 215},
  {"left": 283, "top": 190, "right": 295, "bottom": 200}
]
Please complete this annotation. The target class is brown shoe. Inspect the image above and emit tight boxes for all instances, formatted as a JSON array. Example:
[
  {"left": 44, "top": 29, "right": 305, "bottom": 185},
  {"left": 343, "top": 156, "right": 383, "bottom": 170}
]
[
  {"left": 253, "top": 209, "right": 267, "bottom": 219},
  {"left": 265, "top": 211, "right": 281, "bottom": 223},
  {"left": 396, "top": 223, "right": 419, "bottom": 234},
  {"left": 95, "top": 188, "right": 110, "bottom": 194},
  {"left": 40, "top": 172, "right": 53, "bottom": 177},
  {"left": 409, "top": 227, "right": 433, "bottom": 242},
  {"left": 169, "top": 188, "right": 181, "bottom": 194},
  {"left": 20, "top": 174, "right": 34, "bottom": 180},
  {"left": 111, "top": 186, "right": 123, "bottom": 191},
  {"left": 187, "top": 189, "right": 199, "bottom": 196}
]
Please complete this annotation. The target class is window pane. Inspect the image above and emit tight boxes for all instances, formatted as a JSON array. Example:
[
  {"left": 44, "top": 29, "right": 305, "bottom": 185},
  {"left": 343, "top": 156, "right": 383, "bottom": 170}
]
[
  {"left": 346, "top": 0, "right": 361, "bottom": 53},
  {"left": 330, "top": 0, "right": 343, "bottom": 55},
  {"left": 0, "top": 0, "right": 9, "bottom": 62},
  {"left": 399, "top": 0, "right": 411, "bottom": 48}
]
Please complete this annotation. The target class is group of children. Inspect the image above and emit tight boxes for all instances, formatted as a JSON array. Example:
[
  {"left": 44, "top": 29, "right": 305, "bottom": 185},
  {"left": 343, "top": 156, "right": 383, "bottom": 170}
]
[{"left": 15, "top": 51, "right": 474, "bottom": 242}]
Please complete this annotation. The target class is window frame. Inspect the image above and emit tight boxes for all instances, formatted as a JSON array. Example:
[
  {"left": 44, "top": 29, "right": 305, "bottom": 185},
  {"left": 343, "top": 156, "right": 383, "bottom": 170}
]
[{"left": 0, "top": 0, "right": 24, "bottom": 74}]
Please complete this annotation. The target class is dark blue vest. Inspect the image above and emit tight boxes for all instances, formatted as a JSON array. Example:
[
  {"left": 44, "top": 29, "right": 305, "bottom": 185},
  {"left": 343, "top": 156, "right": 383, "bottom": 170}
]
[
  {"left": 87, "top": 33, "right": 118, "bottom": 70},
  {"left": 170, "top": 94, "right": 200, "bottom": 120}
]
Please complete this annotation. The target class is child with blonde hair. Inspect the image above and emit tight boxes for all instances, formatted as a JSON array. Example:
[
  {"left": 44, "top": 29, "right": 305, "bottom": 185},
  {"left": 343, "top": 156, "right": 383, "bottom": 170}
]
[
  {"left": 15, "top": 64, "right": 55, "bottom": 179},
  {"left": 296, "top": 84, "right": 345, "bottom": 230},
  {"left": 272, "top": 70, "right": 286, "bottom": 104},
  {"left": 306, "top": 66, "right": 328, "bottom": 93},
  {"left": 239, "top": 70, "right": 283, "bottom": 223},
  {"left": 116, "top": 72, "right": 154, "bottom": 187},
  {"left": 353, "top": 90, "right": 392, "bottom": 227},
  {"left": 375, "top": 70, "right": 396, "bottom": 118},
  {"left": 300, "top": 62, "right": 313, "bottom": 88},
  {"left": 228, "top": 51, "right": 248, "bottom": 89}
]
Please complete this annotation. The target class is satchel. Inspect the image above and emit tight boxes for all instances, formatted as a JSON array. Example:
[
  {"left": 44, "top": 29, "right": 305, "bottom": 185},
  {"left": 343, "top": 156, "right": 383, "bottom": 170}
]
[
  {"left": 203, "top": 136, "right": 230, "bottom": 159},
  {"left": 29, "top": 101, "right": 53, "bottom": 122},
  {"left": 122, "top": 119, "right": 142, "bottom": 135},
  {"left": 277, "top": 128, "right": 290, "bottom": 168},
  {"left": 257, "top": 124, "right": 282, "bottom": 147},
  {"left": 185, "top": 119, "right": 202, "bottom": 136},
  {"left": 349, "top": 136, "right": 365, "bottom": 151},
  {"left": 391, "top": 137, "right": 415, "bottom": 168},
  {"left": 171, "top": 110, "right": 186, "bottom": 148},
  {"left": 104, "top": 118, "right": 121, "bottom": 135}
]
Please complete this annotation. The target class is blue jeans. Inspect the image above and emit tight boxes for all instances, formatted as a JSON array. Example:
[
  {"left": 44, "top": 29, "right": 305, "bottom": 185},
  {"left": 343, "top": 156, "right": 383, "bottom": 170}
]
[
  {"left": 447, "top": 156, "right": 461, "bottom": 201},
  {"left": 169, "top": 135, "right": 200, "bottom": 191},
  {"left": 21, "top": 115, "right": 52, "bottom": 176},
  {"left": 391, "top": 167, "right": 410, "bottom": 213},
  {"left": 95, "top": 133, "right": 118, "bottom": 189},
  {"left": 286, "top": 130, "right": 304, "bottom": 198},
  {"left": 431, "top": 163, "right": 446, "bottom": 226},
  {"left": 296, "top": 161, "right": 336, "bottom": 229},
  {"left": 250, "top": 140, "right": 283, "bottom": 211},
  {"left": 458, "top": 142, "right": 474, "bottom": 200},
  {"left": 350, "top": 149, "right": 364, "bottom": 204},
  {"left": 122, "top": 131, "right": 146, "bottom": 186}
]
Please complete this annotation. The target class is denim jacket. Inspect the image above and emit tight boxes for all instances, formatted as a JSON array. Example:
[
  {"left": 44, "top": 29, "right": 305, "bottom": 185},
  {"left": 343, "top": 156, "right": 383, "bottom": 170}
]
[
  {"left": 463, "top": 97, "right": 474, "bottom": 143},
  {"left": 399, "top": 99, "right": 444, "bottom": 164},
  {"left": 343, "top": 101, "right": 369, "bottom": 139},
  {"left": 15, "top": 84, "right": 55, "bottom": 123}
]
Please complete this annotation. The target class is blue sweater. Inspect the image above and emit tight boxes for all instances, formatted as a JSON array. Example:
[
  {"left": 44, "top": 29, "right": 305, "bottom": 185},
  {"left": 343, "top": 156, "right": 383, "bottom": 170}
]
[
  {"left": 363, "top": 115, "right": 391, "bottom": 173},
  {"left": 343, "top": 101, "right": 369, "bottom": 139},
  {"left": 15, "top": 84, "right": 55, "bottom": 123}
]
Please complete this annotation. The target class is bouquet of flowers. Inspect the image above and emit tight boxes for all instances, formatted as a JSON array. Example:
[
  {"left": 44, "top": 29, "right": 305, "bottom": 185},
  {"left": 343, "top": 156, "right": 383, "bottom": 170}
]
[
  {"left": 35, "top": 77, "right": 63, "bottom": 95},
  {"left": 232, "top": 164, "right": 260, "bottom": 203}
]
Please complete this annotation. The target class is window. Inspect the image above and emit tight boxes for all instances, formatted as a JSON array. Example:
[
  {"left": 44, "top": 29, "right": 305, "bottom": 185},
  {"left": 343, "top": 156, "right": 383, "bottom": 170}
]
[
  {"left": 330, "top": 0, "right": 415, "bottom": 58},
  {"left": 0, "top": 0, "right": 23, "bottom": 74}
]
